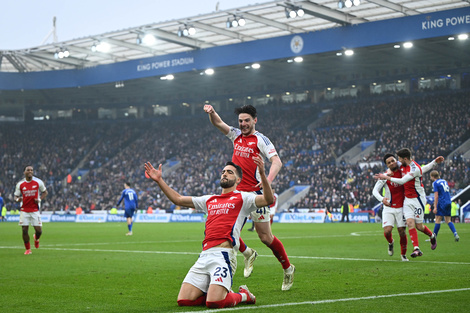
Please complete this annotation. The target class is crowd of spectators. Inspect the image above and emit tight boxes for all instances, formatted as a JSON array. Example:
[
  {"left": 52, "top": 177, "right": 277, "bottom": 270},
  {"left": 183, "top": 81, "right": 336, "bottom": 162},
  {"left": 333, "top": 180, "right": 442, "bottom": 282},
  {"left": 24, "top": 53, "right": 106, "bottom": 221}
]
[{"left": 0, "top": 89, "right": 469, "bottom": 214}]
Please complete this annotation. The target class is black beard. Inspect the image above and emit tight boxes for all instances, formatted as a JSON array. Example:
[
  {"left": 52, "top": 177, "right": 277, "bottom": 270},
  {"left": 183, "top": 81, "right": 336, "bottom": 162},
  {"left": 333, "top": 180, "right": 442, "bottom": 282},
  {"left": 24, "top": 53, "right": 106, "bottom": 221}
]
[{"left": 220, "top": 178, "right": 235, "bottom": 188}]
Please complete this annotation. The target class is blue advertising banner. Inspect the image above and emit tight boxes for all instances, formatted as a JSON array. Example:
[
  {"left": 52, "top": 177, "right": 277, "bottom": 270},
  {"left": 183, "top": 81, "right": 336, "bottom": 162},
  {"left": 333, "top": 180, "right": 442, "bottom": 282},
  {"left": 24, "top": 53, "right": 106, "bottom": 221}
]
[
  {"left": 135, "top": 213, "right": 171, "bottom": 223},
  {"left": 106, "top": 214, "right": 127, "bottom": 222},
  {"left": 278, "top": 212, "right": 325, "bottom": 223},
  {"left": 1, "top": 7, "right": 469, "bottom": 90},
  {"left": 170, "top": 214, "right": 205, "bottom": 223},
  {"left": 50, "top": 214, "right": 77, "bottom": 222},
  {"left": 325, "top": 212, "right": 370, "bottom": 223},
  {"left": 76, "top": 213, "right": 107, "bottom": 223}
]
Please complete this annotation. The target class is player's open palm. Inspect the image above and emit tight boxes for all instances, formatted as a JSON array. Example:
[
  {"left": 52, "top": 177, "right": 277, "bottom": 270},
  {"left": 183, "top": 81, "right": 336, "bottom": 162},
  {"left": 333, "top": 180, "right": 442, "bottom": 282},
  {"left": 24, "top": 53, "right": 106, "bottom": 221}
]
[{"left": 144, "top": 162, "right": 162, "bottom": 182}]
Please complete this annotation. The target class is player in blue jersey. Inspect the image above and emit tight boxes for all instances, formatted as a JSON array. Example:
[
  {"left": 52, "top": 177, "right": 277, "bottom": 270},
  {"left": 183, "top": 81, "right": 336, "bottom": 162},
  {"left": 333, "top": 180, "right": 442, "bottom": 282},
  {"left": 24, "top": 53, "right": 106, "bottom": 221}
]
[
  {"left": 430, "top": 171, "right": 459, "bottom": 243},
  {"left": 117, "top": 182, "right": 138, "bottom": 236}
]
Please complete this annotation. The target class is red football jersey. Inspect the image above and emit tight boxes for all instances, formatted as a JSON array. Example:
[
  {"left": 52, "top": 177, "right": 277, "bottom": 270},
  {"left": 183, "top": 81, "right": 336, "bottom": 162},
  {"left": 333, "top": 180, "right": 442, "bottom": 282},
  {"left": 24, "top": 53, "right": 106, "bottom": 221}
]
[
  {"left": 14, "top": 177, "right": 46, "bottom": 212},
  {"left": 226, "top": 127, "right": 278, "bottom": 192},
  {"left": 399, "top": 160, "right": 424, "bottom": 199},
  {"left": 192, "top": 191, "right": 257, "bottom": 251}
]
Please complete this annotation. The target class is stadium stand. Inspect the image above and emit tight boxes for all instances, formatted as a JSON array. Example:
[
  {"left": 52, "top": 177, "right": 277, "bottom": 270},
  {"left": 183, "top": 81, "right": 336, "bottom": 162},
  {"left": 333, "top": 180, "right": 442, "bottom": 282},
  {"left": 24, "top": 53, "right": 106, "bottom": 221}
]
[{"left": 1, "top": 88, "right": 468, "bottom": 215}]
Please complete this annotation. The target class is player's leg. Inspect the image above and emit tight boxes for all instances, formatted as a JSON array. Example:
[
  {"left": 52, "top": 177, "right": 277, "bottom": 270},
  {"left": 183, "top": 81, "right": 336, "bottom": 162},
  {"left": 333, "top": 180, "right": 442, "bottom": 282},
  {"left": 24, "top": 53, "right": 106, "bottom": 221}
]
[
  {"left": 395, "top": 209, "right": 408, "bottom": 260},
  {"left": 404, "top": 199, "right": 425, "bottom": 257},
  {"left": 254, "top": 221, "right": 294, "bottom": 290},
  {"left": 205, "top": 284, "right": 256, "bottom": 308},
  {"left": 382, "top": 208, "right": 395, "bottom": 256},
  {"left": 22, "top": 225, "right": 31, "bottom": 253},
  {"left": 433, "top": 215, "right": 443, "bottom": 236},
  {"left": 19, "top": 212, "right": 32, "bottom": 254},
  {"left": 33, "top": 225, "right": 42, "bottom": 248},
  {"left": 177, "top": 283, "right": 207, "bottom": 306},
  {"left": 444, "top": 215, "right": 459, "bottom": 241},
  {"left": 239, "top": 237, "right": 257, "bottom": 278},
  {"left": 383, "top": 225, "right": 394, "bottom": 256},
  {"left": 125, "top": 209, "right": 133, "bottom": 235},
  {"left": 178, "top": 249, "right": 213, "bottom": 306},
  {"left": 397, "top": 226, "right": 408, "bottom": 260},
  {"left": 416, "top": 221, "right": 436, "bottom": 250},
  {"left": 205, "top": 248, "right": 255, "bottom": 308}
]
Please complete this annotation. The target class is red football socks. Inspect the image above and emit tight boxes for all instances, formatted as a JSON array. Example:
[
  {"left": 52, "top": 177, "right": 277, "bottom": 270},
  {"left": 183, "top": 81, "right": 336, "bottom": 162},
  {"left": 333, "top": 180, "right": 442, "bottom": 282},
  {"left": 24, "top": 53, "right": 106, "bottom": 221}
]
[{"left": 268, "top": 236, "right": 290, "bottom": 269}]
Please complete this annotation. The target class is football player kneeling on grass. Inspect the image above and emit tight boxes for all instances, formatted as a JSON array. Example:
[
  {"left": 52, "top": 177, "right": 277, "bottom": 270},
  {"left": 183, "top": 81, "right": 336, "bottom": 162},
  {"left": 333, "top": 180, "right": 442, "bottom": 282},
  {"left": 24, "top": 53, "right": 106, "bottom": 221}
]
[{"left": 144, "top": 155, "right": 273, "bottom": 308}]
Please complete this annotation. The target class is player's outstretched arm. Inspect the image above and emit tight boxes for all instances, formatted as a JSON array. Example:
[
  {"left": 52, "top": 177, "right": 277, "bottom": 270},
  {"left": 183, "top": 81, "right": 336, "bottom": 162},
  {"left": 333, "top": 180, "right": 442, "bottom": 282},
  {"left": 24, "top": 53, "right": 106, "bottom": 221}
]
[
  {"left": 203, "top": 104, "right": 230, "bottom": 135},
  {"left": 144, "top": 162, "right": 195, "bottom": 208},
  {"left": 422, "top": 156, "right": 444, "bottom": 174},
  {"left": 253, "top": 156, "right": 274, "bottom": 208}
]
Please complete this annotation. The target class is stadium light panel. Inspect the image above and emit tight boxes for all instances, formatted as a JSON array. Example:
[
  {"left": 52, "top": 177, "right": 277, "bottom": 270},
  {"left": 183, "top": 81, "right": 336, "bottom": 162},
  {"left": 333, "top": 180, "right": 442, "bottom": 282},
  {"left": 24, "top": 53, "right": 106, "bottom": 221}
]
[
  {"left": 285, "top": 6, "right": 304, "bottom": 19},
  {"left": 142, "top": 34, "right": 156, "bottom": 45},
  {"left": 205, "top": 68, "right": 214, "bottom": 75},
  {"left": 226, "top": 15, "right": 246, "bottom": 28},
  {"left": 344, "top": 49, "right": 354, "bottom": 56},
  {"left": 457, "top": 34, "right": 468, "bottom": 40},
  {"left": 294, "top": 56, "right": 303, "bottom": 62},
  {"left": 251, "top": 63, "right": 261, "bottom": 69},
  {"left": 178, "top": 24, "right": 196, "bottom": 36},
  {"left": 403, "top": 42, "right": 413, "bottom": 48}
]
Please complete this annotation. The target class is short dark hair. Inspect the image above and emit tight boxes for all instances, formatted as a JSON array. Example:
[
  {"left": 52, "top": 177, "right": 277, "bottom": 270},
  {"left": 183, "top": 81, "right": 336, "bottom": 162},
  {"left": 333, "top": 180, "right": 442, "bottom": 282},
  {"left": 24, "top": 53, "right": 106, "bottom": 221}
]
[
  {"left": 396, "top": 148, "right": 412, "bottom": 160},
  {"left": 234, "top": 105, "right": 257, "bottom": 119},
  {"left": 23, "top": 165, "right": 33, "bottom": 172},
  {"left": 125, "top": 182, "right": 131, "bottom": 187},
  {"left": 383, "top": 153, "right": 396, "bottom": 164},
  {"left": 225, "top": 161, "right": 243, "bottom": 179}
]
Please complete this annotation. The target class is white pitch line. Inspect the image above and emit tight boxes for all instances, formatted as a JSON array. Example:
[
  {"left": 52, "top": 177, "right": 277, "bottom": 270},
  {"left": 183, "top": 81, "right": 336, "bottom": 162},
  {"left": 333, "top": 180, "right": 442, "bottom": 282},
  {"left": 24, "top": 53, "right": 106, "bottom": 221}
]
[
  {"left": 1, "top": 246, "right": 469, "bottom": 265},
  {"left": 178, "top": 288, "right": 470, "bottom": 313}
]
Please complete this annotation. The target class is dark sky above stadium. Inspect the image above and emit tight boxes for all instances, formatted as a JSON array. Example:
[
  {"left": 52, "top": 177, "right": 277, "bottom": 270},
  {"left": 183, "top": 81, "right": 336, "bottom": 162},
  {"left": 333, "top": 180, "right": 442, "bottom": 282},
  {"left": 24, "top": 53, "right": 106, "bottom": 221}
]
[{"left": 2, "top": 0, "right": 263, "bottom": 50}]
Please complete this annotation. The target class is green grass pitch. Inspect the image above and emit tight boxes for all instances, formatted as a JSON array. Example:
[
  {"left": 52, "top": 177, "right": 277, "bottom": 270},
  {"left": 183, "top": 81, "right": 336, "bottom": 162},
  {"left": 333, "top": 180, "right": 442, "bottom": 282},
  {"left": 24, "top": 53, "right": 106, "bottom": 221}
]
[{"left": 1, "top": 221, "right": 469, "bottom": 312}]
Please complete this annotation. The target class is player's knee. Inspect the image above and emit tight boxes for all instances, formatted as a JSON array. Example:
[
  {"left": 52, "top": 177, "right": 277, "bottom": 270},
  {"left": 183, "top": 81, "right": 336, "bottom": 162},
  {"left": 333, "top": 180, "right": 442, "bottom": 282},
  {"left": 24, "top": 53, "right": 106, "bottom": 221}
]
[{"left": 259, "top": 233, "right": 273, "bottom": 245}]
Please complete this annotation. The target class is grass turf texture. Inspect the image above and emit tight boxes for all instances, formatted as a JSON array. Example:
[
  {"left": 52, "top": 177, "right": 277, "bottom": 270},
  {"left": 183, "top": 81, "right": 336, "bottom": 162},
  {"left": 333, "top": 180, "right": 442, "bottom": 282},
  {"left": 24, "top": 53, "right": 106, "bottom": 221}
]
[{"left": 1, "top": 222, "right": 469, "bottom": 313}]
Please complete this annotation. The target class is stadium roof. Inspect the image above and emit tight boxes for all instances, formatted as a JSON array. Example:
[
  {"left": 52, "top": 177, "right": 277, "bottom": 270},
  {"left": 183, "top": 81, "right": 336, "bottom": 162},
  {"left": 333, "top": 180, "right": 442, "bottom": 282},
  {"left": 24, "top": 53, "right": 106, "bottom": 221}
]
[
  {"left": 1, "top": 0, "right": 469, "bottom": 73},
  {"left": 0, "top": 0, "right": 469, "bottom": 114}
]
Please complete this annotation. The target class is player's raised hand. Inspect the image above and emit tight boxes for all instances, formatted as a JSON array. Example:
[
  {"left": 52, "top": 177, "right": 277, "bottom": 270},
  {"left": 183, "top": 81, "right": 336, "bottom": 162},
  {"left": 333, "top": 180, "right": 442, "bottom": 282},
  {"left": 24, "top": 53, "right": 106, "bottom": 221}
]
[
  {"left": 435, "top": 156, "right": 445, "bottom": 164},
  {"left": 203, "top": 104, "right": 214, "bottom": 114},
  {"left": 253, "top": 155, "right": 265, "bottom": 176},
  {"left": 144, "top": 162, "right": 162, "bottom": 182}
]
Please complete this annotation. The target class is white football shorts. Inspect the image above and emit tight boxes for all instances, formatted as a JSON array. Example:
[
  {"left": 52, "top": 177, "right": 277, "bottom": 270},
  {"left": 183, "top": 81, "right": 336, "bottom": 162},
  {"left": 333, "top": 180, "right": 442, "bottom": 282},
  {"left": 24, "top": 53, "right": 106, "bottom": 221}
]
[
  {"left": 382, "top": 206, "right": 406, "bottom": 228},
  {"left": 403, "top": 196, "right": 426, "bottom": 223},
  {"left": 249, "top": 191, "right": 271, "bottom": 223},
  {"left": 182, "top": 247, "right": 236, "bottom": 293},
  {"left": 19, "top": 211, "right": 42, "bottom": 227}
]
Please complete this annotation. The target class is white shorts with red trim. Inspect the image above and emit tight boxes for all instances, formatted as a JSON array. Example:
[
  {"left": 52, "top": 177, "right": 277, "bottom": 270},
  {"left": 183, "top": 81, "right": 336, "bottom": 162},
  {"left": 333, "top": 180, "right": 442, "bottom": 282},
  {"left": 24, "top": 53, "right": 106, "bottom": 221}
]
[
  {"left": 19, "top": 211, "right": 42, "bottom": 227},
  {"left": 403, "top": 196, "right": 426, "bottom": 223},
  {"left": 382, "top": 206, "right": 406, "bottom": 228},
  {"left": 182, "top": 247, "right": 236, "bottom": 293}
]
